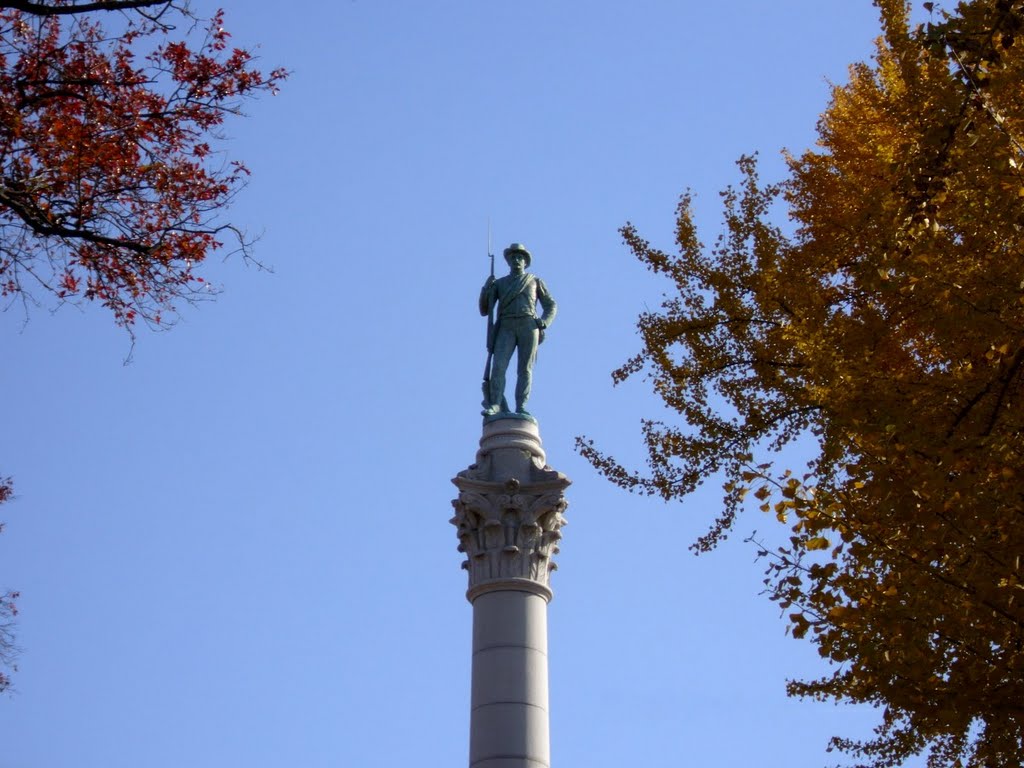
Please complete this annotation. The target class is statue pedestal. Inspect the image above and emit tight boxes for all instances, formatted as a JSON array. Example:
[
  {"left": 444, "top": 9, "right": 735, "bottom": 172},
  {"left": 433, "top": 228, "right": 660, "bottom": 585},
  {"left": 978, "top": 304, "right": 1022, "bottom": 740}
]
[{"left": 451, "top": 418, "right": 570, "bottom": 768}]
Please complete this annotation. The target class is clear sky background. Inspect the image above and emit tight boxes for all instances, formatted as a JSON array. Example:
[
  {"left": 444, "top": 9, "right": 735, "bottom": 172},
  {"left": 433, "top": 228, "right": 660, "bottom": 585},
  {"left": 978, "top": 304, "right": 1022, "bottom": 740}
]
[{"left": 1, "top": 2, "right": 930, "bottom": 767}]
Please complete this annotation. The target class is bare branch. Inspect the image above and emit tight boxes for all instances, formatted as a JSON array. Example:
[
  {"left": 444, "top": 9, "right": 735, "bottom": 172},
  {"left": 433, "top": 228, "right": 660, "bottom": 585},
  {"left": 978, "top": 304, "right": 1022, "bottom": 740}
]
[{"left": 0, "top": 0, "right": 170, "bottom": 16}]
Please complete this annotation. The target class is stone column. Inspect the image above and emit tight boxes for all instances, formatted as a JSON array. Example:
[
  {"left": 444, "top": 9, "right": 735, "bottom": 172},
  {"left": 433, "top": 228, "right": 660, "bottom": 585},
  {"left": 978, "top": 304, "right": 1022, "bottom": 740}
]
[{"left": 451, "top": 418, "right": 570, "bottom": 768}]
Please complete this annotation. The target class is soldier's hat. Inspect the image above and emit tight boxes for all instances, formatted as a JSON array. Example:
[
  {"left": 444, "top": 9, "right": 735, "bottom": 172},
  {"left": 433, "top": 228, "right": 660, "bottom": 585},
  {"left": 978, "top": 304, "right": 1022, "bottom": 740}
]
[{"left": 503, "top": 243, "right": 532, "bottom": 268}]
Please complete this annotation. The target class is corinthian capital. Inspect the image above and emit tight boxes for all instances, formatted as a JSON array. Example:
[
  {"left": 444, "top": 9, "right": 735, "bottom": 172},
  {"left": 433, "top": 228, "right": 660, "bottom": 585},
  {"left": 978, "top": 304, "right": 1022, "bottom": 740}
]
[{"left": 451, "top": 419, "right": 570, "bottom": 602}]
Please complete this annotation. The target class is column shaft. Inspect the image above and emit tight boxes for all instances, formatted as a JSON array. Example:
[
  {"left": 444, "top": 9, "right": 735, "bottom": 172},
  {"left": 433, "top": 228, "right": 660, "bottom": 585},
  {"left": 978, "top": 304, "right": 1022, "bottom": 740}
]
[{"left": 470, "top": 590, "right": 550, "bottom": 768}]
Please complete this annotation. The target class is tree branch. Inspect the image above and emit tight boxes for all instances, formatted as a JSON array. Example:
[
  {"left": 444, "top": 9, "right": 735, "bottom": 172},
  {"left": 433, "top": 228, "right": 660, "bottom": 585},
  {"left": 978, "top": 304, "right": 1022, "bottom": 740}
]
[
  {"left": 0, "top": 186, "right": 152, "bottom": 256},
  {"left": 0, "top": 0, "right": 169, "bottom": 15}
]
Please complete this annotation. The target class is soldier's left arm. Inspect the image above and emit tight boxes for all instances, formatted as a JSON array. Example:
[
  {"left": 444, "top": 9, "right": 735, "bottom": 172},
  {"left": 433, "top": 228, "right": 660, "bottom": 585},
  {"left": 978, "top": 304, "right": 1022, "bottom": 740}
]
[{"left": 535, "top": 278, "right": 557, "bottom": 329}]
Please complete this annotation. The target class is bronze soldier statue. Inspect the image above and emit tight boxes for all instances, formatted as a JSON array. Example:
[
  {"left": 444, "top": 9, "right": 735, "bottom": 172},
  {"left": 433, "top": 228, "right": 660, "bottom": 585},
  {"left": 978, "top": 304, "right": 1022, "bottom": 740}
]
[{"left": 480, "top": 243, "right": 557, "bottom": 419}]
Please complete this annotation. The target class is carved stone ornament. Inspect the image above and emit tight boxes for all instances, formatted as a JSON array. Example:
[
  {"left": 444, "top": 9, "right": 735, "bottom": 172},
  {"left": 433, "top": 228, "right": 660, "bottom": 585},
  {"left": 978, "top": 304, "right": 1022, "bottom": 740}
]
[{"left": 451, "top": 419, "right": 570, "bottom": 602}]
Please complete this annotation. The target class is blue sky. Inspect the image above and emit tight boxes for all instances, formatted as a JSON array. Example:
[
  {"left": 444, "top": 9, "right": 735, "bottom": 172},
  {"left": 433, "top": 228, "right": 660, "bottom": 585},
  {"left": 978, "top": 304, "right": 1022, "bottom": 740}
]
[{"left": 1, "top": 2, "right": 929, "bottom": 766}]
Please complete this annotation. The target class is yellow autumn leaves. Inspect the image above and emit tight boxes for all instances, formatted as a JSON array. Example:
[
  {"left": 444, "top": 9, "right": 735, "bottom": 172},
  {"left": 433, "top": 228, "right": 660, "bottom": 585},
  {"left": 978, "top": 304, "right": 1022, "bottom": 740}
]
[{"left": 581, "top": 1, "right": 1024, "bottom": 766}]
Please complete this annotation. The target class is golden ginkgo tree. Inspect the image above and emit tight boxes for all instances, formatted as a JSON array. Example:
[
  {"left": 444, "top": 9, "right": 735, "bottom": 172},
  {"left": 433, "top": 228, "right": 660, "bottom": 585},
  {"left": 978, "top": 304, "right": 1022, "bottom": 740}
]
[{"left": 580, "top": 1, "right": 1024, "bottom": 765}]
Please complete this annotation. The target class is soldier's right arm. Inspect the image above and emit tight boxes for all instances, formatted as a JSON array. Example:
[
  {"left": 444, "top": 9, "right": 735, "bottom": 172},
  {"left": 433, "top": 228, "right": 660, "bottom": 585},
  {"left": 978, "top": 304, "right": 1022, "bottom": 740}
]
[{"left": 479, "top": 275, "right": 497, "bottom": 316}]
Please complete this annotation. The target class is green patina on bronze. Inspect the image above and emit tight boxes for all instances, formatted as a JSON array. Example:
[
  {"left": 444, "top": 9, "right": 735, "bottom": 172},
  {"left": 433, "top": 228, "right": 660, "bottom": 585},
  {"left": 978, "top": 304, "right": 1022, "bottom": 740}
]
[{"left": 479, "top": 243, "right": 557, "bottom": 423}]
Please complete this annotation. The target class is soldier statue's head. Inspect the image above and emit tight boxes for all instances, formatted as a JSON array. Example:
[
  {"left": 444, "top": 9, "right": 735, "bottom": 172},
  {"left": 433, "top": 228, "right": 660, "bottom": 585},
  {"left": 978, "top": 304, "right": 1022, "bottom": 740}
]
[{"left": 503, "top": 243, "right": 532, "bottom": 270}]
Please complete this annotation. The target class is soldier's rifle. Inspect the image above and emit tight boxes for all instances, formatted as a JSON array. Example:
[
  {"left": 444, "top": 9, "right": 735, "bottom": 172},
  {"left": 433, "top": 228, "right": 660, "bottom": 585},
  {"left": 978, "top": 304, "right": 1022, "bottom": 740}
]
[{"left": 482, "top": 221, "right": 496, "bottom": 407}]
